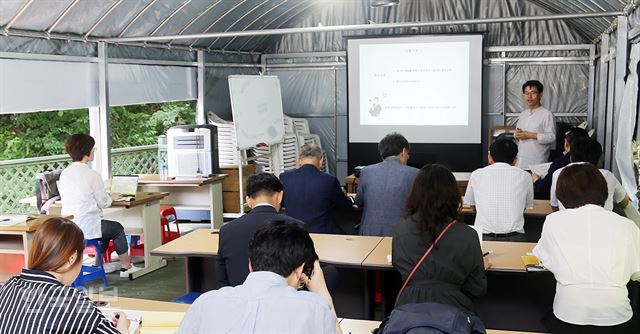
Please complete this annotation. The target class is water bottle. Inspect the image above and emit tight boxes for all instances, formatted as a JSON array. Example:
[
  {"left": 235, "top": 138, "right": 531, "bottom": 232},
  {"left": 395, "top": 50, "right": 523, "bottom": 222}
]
[
  {"left": 158, "top": 135, "right": 169, "bottom": 180},
  {"left": 159, "top": 162, "right": 168, "bottom": 180}
]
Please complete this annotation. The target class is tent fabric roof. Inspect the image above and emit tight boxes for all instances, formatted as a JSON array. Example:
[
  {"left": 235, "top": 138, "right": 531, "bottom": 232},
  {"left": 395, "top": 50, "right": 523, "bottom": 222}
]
[{"left": 0, "top": 0, "right": 631, "bottom": 53}]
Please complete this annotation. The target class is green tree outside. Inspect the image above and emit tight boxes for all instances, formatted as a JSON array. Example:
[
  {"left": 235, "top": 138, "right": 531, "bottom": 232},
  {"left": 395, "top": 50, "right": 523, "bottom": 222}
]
[{"left": 0, "top": 101, "right": 195, "bottom": 160}]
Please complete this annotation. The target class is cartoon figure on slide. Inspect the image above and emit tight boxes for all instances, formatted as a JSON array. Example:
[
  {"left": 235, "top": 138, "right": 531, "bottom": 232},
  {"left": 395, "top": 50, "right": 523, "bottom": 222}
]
[{"left": 369, "top": 97, "right": 382, "bottom": 116}]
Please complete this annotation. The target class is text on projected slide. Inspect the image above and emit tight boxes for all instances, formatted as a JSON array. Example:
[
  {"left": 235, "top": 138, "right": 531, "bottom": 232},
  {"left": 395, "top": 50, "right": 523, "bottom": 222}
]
[{"left": 359, "top": 41, "right": 470, "bottom": 126}]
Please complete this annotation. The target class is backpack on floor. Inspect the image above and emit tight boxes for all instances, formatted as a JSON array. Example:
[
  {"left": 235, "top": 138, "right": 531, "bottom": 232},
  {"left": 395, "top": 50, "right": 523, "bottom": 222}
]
[{"left": 375, "top": 302, "right": 486, "bottom": 334}]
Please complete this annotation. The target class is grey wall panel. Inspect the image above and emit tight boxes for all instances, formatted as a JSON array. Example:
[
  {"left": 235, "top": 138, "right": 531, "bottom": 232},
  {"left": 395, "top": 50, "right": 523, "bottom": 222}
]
[
  {"left": 269, "top": 69, "right": 336, "bottom": 115},
  {"left": 203, "top": 66, "right": 260, "bottom": 121}
]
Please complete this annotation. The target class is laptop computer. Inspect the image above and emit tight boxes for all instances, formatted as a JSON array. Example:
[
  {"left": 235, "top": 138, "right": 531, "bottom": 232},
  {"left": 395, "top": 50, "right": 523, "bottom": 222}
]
[{"left": 110, "top": 175, "right": 139, "bottom": 198}]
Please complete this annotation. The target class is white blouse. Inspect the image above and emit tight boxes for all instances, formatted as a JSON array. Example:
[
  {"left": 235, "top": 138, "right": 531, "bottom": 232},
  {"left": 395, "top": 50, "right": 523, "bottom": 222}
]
[
  {"left": 59, "top": 162, "right": 112, "bottom": 239},
  {"left": 533, "top": 205, "right": 640, "bottom": 326}
]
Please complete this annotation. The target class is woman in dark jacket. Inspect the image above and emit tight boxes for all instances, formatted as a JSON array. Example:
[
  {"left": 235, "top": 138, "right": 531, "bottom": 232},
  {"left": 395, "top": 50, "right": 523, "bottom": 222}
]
[{"left": 392, "top": 164, "right": 489, "bottom": 313}]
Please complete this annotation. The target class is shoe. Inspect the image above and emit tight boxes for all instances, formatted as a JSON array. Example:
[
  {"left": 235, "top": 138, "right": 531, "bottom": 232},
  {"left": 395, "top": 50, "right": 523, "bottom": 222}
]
[
  {"left": 101, "top": 262, "right": 121, "bottom": 274},
  {"left": 119, "top": 265, "right": 142, "bottom": 278}
]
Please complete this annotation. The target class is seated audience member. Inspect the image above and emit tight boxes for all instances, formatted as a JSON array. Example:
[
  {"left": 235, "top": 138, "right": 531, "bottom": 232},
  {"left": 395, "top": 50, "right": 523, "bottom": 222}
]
[
  {"left": 280, "top": 144, "right": 353, "bottom": 234},
  {"left": 0, "top": 218, "right": 130, "bottom": 334},
  {"left": 550, "top": 138, "right": 630, "bottom": 211},
  {"left": 533, "top": 127, "right": 589, "bottom": 199},
  {"left": 58, "top": 133, "right": 139, "bottom": 277},
  {"left": 355, "top": 132, "right": 419, "bottom": 236},
  {"left": 217, "top": 172, "right": 302, "bottom": 287},
  {"left": 464, "top": 138, "right": 533, "bottom": 241},
  {"left": 534, "top": 163, "right": 640, "bottom": 334},
  {"left": 393, "top": 164, "right": 489, "bottom": 314},
  {"left": 178, "top": 220, "right": 341, "bottom": 334}
]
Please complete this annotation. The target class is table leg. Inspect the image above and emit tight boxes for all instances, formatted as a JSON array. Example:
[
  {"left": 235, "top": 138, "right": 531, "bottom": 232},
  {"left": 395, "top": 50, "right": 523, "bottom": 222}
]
[
  {"left": 209, "top": 181, "right": 224, "bottom": 229},
  {"left": 332, "top": 267, "right": 372, "bottom": 319},
  {"left": 185, "top": 257, "right": 218, "bottom": 293}
]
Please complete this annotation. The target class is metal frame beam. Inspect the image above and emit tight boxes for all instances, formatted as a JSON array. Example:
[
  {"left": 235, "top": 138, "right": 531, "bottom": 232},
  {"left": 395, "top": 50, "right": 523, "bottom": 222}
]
[
  {"left": 46, "top": 0, "right": 81, "bottom": 34},
  {"left": 3, "top": 0, "right": 34, "bottom": 33},
  {"left": 167, "top": 0, "right": 222, "bottom": 46},
  {"left": 148, "top": 0, "right": 192, "bottom": 37},
  {"left": 222, "top": 0, "right": 290, "bottom": 50},
  {"left": 207, "top": 0, "right": 270, "bottom": 50},
  {"left": 189, "top": 0, "right": 248, "bottom": 48},
  {"left": 85, "top": 0, "right": 125, "bottom": 38},
  {"left": 587, "top": 44, "right": 596, "bottom": 129},
  {"left": 103, "top": 11, "right": 624, "bottom": 43},
  {"left": 117, "top": 0, "right": 159, "bottom": 38}
]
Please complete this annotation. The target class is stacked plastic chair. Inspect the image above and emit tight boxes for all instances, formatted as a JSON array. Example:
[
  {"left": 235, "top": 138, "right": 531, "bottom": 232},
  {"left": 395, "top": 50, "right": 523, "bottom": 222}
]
[{"left": 208, "top": 112, "right": 240, "bottom": 166}]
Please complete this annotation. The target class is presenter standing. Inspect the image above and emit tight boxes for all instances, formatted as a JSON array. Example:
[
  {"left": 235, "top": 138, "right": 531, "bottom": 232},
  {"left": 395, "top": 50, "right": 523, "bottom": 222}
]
[{"left": 514, "top": 80, "right": 556, "bottom": 169}]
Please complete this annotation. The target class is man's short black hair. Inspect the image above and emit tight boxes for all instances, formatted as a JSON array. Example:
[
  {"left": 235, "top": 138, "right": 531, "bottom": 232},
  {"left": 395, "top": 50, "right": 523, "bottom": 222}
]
[
  {"left": 570, "top": 138, "right": 602, "bottom": 165},
  {"left": 248, "top": 220, "right": 318, "bottom": 278},
  {"left": 246, "top": 173, "right": 283, "bottom": 198},
  {"left": 378, "top": 132, "right": 409, "bottom": 159},
  {"left": 489, "top": 138, "right": 518, "bottom": 164},
  {"left": 564, "top": 127, "right": 589, "bottom": 145},
  {"left": 522, "top": 80, "right": 544, "bottom": 93}
]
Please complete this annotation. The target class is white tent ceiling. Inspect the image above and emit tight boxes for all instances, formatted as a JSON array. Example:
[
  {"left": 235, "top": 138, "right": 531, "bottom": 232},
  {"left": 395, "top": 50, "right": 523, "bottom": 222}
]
[{"left": 0, "top": 0, "right": 633, "bottom": 53}]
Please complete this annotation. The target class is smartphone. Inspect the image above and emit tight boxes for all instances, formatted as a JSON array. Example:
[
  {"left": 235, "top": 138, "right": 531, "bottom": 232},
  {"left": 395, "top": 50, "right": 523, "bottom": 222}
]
[
  {"left": 303, "top": 262, "right": 314, "bottom": 278},
  {"left": 94, "top": 300, "right": 108, "bottom": 307}
]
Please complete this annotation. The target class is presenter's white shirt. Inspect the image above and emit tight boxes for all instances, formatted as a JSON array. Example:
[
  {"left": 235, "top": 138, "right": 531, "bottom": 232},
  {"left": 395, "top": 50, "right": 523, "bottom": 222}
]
[
  {"left": 533, "top": 205, "right": 640, "bottom": 326},
  {"left": 463, "top": 162, "right": 533, "bottom": 234},
  {"left": 549, "top": 162, "right": 627, "bottom": 210},
  {"left": 59, "top": 162, "right": 111, "bottom": 239},
  {"left": 515, "top": 106, "right": 556, "bottom": 169}
]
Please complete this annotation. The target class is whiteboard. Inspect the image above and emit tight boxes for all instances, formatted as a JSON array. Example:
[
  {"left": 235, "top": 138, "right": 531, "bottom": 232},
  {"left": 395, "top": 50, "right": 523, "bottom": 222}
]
[{"left": 229, "top": 75, "right": 285, "bottom": 149}]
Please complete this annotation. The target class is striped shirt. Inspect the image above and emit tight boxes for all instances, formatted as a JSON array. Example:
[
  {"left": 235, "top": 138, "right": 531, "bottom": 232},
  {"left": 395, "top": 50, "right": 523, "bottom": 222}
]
[{"left": 0, "top": 269, "right": 120, "bottom": 334}]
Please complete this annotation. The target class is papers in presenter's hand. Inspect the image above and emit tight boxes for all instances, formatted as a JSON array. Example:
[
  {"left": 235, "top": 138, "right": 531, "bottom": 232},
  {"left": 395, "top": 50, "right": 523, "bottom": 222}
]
[
  {"left": 0, "top": 215, "right": 29, "bottom": 226},
  {"left": 529, "top": 162, "right": 553, "bottom": 178}
]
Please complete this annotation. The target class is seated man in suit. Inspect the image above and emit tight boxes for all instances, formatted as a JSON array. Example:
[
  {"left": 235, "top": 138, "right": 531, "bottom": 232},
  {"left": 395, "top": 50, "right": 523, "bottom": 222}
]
[
  {"left": 355, "top": 132, "right": 419, "bottom": 236},
  {"left": 280, "top": 144, "right": 353, "bottom": 234},
  {"left": 217, "top": 173, "right": 302, "bottom": 288},
  {"left": 533, "top": 127, "right": 589, "bottom": 199},
  {"left": 550, "top": 138, "right": 631, "bottom": 211},
  {"left": 464, "top": 138, "right": 534, "bottom": 242},
  {"left": 179, "top": 221, "right": 341, "bottom": 334}
]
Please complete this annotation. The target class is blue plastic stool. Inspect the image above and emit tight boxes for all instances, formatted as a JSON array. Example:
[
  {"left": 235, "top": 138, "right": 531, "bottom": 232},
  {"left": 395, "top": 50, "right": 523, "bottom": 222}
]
[
  {"left": 73, "top": 239, "right": 108, "bottom": 288},
  {"left": 173, "top": 292, "right": 202, "bottom": 304}
]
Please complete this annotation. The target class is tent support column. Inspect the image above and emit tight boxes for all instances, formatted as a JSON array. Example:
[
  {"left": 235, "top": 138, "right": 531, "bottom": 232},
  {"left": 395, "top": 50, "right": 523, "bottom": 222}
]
[
  {"left": 93, "top": 41, "right": 112, "bottom": 178},
  {"left": 196, "top": 50, "right": 206, "bottom": 125},
  {"left": 608, "top": 16, "right": 629, "bottom": 172}
]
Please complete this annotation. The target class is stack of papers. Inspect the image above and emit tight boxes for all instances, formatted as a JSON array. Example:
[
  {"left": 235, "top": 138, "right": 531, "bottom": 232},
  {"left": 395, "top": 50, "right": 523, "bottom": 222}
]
[
  {"left": 529, "top": 162, "right": 553, "bottom": 178},
  {"left": 0, "top": 215, "right": 29, "bottom": 227},
  {"left": 99, "top": 308, "right": 186, "bottom": 334}
]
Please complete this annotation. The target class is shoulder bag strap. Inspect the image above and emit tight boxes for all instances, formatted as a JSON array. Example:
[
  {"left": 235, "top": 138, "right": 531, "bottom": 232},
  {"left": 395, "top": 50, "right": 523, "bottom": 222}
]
[{"left": 394, "top": 219, "right": 457, "bottom": 306}]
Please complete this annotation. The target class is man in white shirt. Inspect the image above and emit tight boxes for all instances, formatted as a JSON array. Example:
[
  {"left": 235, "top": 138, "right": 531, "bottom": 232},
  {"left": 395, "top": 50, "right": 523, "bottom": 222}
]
[
  {"left": 464, "top": 138, "right": 533, "bottom": 241},
  {"left": 534, "top": 163, "right": 640, "bottom": 332},
  {"left": 178, "top": 220, "right": 341, "bottom": 334},
  {"left": 515, "top": 80, "right": 556, "bottom": 169},
  {"left": 549, "top": 138, "right": 630, "bottom": 211}
]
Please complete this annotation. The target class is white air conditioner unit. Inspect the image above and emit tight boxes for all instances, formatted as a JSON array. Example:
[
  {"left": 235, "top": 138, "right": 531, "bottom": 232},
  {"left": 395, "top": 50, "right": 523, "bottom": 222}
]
[{"left": 167, "top": 125, "right": 219, "bottom": 178}]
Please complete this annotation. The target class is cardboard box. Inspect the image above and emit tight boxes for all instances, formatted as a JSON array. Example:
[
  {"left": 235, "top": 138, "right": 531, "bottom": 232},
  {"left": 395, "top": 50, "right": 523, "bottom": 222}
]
[{"left": 219, "top": 164, "right": 256, "bottom": 192}]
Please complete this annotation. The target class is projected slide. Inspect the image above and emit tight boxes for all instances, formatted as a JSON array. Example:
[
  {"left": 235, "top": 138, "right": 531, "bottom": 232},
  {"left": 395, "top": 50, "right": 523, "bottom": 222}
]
[
  {"left": 347, "top": 35, "right": 483, "bottom": 144},
  {"left": 359, "top": 42, "right": 469, "bottom": 126}
]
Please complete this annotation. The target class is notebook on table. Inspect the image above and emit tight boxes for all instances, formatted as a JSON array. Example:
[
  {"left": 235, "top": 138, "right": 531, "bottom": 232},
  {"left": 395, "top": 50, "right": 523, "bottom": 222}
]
[{"left": 110, "top": 175, "right": 139, "bottom": 201}]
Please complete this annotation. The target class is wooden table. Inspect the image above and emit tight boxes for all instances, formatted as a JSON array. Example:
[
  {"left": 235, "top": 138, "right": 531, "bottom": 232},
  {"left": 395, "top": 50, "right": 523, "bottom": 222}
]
[
  {"left": 103, "top": 192, "right": 170, "bottom": 279},
  {"left": 89, "top": 294, "right": 189, "bottom": 312},
  {"left": 360, "top": 238, "right": 536, "bottom": 273},
  {"left": 20, "top": 192, "right": 171, "bottom": 279},
  {"left": 338, "top": 318, "right": 546, "bottom": 334},
  {"left": 310, "top": 234, "right": 383, "bottom": 268},
  {"left": 461, "top": 199, "right": 553, "bottom": 218},
  {"left": 346, "top": 173, "right": 471, "bottom": 196},
  {"left": 137, "top": 174, "right": 227, "bottom": 228},
  {"left": 0, "top": 215, "right": 71, "bottom": 280},
  {"left": 150, "top": 229, "right": 384, "bottom": 319}
]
